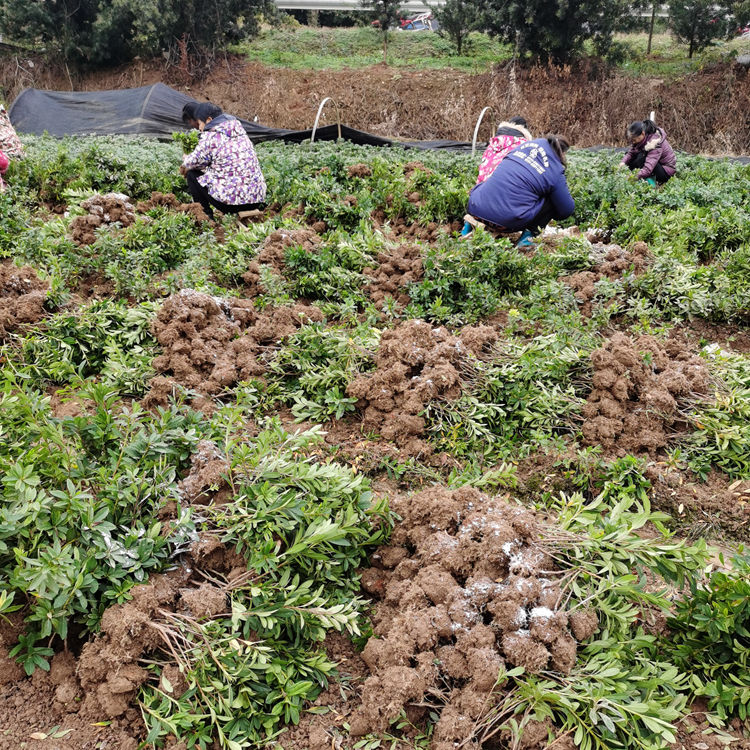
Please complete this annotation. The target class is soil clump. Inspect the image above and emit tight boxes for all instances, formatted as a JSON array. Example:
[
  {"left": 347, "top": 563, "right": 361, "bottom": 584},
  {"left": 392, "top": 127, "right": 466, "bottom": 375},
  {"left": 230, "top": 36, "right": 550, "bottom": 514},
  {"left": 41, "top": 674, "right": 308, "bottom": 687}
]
[
  {"left": 69, "top": 193, "right": 136, "bottom": 245},
  {"left": 582, "top": 332, "right": 709, "bottom": 455},
  {"left": 136, "top": 191, "right": 211, "bottom": 224},
  {"left": 0, "top": 566, "right": 239, "bottom": 750},
  {"left": 563, "top": 240, "right": 651, "bottom": 316},
  {"left": 143, "top": 288, "right": 322, "bottom": 413},
  {"left": 242, "top": 227, "right": 322, "bottom": 296},
  {"left": 364, "top": 243, "right": 423, "bottom": 310},
  {"left": 0, "top": 261, "right": 49, "bottom": 340},
  {"left": 645, "top": 465, "right": 750, "bottom": 542},
  {"left": 352, "top": 486, "right": 598, "bottom": 748},
  {"left": 347, "top": 320, "right": 497, "bottom": 456}
]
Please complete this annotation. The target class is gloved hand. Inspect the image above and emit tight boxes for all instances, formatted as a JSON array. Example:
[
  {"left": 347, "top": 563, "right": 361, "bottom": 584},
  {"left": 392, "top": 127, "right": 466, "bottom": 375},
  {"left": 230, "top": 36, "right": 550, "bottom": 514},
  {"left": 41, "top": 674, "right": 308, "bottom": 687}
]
[{"left": 616, "top": 161, "right": 627, "bottom": 170}]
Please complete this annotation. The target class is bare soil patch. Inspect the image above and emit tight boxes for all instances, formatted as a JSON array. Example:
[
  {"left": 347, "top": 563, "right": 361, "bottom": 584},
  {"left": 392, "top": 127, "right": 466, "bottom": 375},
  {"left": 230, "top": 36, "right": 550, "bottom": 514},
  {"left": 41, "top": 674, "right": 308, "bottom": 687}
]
[
  {"left": 581, "top": 332, "right": 709, "bottom": 455},
  {"left": 0, "top": 261, "right": 48, "bottom": 340},
  {"left": 5, "top": 56, "right": 749, "bottom": 152},
  {"left": 347, "top": 319, "right": 497, "bottom": 457},
  {"left": 646, "top": 464, "right": 750, "bottom": 542},
  {"left": 143, "top": 288, "right": 322, "bottom": 413}
]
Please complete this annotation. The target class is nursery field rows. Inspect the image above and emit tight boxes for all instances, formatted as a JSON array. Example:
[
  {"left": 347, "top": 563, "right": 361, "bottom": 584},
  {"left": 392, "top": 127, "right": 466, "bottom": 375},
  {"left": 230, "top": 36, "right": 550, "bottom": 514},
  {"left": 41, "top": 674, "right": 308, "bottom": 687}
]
[{"left": 0, "top": 136, "right": 748, "bottom": 749}]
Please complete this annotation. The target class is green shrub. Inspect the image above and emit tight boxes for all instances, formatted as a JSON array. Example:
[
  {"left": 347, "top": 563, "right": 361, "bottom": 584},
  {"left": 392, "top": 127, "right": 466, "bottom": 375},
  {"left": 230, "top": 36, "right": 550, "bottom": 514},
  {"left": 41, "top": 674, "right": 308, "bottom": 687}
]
[
  {"left": 405, "top": 231, "right": 534, "bottom": 324},
  {"left": 268, "top": 322, "right": 379, "bottom": 421},
  {"left": 666, "top": 551, "right": 750, "bottom": 720},
  {"left": 15, "top": 299, "right": 158, "bottom": 391},
  {"left": 140, "top": 423, "right": 392, "bottom": 748},
  {"left": 0, "top": 381, "right": 200, "bottom": 660}
]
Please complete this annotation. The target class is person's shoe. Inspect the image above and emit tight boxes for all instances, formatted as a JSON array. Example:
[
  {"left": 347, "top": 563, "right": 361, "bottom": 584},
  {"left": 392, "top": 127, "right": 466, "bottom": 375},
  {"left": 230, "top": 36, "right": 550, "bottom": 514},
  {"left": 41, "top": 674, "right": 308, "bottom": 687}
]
[
  {"left": 460, "top": 220, "right": 473, "bottom": 237},
  {"left": 515, "top": 229, "right": 535, "bottom": 249},
  {"left": 645, "top": 177, "right": 657, "bottom": 187}
]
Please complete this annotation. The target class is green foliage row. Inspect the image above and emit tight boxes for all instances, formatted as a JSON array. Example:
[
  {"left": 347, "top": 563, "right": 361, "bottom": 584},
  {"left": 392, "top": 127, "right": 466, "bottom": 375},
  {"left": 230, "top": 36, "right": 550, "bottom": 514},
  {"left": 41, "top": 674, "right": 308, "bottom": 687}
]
[{"left": 140, "top": 422, "right": 391, "bottom": 748}]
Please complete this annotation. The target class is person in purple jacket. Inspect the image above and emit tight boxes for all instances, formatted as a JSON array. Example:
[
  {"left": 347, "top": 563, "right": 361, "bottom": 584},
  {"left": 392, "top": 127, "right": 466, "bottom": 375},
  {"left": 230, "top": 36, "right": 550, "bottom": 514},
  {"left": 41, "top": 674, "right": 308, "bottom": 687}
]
[
  {"left": 180, "top": 102, "right": 266, "bottom": 219},
  {"left": 465, "top": 135, "right": 575, "bottom": 249},
  {"left": 619, "top": 119, "right": 676, "bottom": 186}
]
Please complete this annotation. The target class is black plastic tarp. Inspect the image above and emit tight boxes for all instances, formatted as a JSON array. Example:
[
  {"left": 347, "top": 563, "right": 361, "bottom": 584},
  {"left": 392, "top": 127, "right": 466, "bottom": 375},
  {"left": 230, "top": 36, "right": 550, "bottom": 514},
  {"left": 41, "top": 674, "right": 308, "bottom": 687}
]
[
  {"left": 9, "top": 83, "right": 473, "bottom": 150},
  {"left": 9, "top": 84, "right": 194, "bottom": 137}
]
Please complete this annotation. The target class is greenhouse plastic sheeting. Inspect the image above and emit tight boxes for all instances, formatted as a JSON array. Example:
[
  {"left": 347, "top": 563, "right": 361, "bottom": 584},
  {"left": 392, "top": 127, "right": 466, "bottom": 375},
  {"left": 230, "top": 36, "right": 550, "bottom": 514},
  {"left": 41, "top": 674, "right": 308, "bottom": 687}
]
[{"left": 8, "top": 83, "right": 473, "bottom": 151}]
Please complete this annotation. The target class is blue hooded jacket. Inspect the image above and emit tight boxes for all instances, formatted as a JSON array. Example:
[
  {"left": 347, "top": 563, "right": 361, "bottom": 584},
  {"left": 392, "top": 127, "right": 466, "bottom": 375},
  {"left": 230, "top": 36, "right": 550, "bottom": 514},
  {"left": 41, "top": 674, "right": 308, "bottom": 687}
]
[{"left": 467, "top": 138, "right": 575, "bottom": 230}]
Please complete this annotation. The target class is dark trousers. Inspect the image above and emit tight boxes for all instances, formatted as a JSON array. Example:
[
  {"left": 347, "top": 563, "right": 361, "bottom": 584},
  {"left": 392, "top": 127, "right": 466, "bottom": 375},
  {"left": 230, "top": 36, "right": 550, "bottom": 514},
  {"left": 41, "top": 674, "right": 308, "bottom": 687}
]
[
  {"left": 523, "top": 198, "right": 559, "bottom": 235},
  {"left": 627, "top": 151, "right": 672, "bottom": 184},
  {"left": 185, "top": 170, "right": 265, "bottom": 218}
]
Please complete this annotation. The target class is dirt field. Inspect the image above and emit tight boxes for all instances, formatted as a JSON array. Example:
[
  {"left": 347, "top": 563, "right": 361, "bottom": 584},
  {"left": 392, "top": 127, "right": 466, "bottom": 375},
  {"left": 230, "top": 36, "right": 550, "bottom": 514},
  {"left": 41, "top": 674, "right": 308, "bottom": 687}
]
[{"left": 1, "top": 54, "right": 749, "bottom": 153}]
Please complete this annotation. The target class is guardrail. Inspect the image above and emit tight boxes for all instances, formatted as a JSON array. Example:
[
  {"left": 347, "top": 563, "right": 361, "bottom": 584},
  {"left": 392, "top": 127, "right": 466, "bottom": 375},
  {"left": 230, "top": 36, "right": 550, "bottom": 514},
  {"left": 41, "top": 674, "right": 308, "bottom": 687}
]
[{"left": 275, "top": 0, "right": 443, "bottom": 10}]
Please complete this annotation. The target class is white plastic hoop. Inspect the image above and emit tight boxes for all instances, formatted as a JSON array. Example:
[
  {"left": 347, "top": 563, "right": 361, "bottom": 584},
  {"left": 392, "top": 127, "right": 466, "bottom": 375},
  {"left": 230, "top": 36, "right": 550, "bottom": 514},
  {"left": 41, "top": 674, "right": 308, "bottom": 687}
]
[
  {"left": 310, "top": 97, "right": 342, "bottom": 143},
  {"left": 471, "top": 106, "right": 494, "bottom": 156}
]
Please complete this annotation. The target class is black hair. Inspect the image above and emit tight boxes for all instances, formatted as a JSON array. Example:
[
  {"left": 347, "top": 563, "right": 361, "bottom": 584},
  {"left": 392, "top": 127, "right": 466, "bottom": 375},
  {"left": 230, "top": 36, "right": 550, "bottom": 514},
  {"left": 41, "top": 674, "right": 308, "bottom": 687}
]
[
  {"left": 626, "top": 119, "right": 657, "bottom": 139},
  {"left": 545, "top": 134, "right": 570, "bottom": 166},
  {"left": 181, "top": 102, "right": 198, "bottom": 124},
  {"left": 508, "top": 116, "right": 528, "bottom": 128},
  {"left": 192, "top": 102, "right": 223, "bottom": 123}
]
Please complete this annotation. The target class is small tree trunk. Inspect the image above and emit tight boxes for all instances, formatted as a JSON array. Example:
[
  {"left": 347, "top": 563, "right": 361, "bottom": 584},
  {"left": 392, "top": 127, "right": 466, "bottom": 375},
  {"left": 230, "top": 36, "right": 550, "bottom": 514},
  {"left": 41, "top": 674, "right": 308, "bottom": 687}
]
[
  {"left": 382, "top": 31, "right": 388, "bottom": 64},
  {"left": 646, "top": 2, "right": 657, "bottom": 55},
  {"left": 457, "top": 32, "right": 463, "bottom": 56}
]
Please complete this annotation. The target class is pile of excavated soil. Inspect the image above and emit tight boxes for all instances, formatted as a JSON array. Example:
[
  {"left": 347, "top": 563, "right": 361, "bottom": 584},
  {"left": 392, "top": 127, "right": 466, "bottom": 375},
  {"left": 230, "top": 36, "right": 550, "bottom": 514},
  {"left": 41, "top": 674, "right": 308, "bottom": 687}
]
[
  {"left": 0, "top": 553, "right": 243, "bottom": 750},
  {"left": 135, "top": 190, "right": 211, "bottom": 223},
  {"left": 347, "top": 320, "right": 497, "bottom": 456},
  {"left": 69, "top": 192, "right": 136, "bottom": 245},
  {"left": 581, "top": 332, "right": 710, "bottom": 455},
  {"left": 363, "top": 243, "right": 423, "bottom": 310},
  {"left": 353, "top": 486, "right": 598, "bottom": 748},
  {"left": 242, "top": 227, "right": 322, "bottom": 296},
  {"left": 143, "top": 288, "right": 322, "bottom": 413},
  {"left": 0, "top": 261, "right": 48, "bottom": 340},
  {"left": 563, "top": 240, "right": 651, "bottom": 316}
]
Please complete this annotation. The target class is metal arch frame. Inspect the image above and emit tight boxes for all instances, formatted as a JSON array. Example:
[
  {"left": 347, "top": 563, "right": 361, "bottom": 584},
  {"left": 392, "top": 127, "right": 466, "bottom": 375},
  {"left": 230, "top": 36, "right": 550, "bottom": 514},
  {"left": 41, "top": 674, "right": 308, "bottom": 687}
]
[
  {"left": 310, "top": 97, "right": 342, "bottom": 143},
  {"left": 471, "top": 106, "right": 495, "bottom": 156}
]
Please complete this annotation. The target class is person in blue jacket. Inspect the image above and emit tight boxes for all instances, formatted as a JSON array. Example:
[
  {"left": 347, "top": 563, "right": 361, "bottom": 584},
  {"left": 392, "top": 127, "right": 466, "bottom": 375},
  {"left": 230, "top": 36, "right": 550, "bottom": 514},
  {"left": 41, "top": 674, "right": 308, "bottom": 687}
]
[{"left": 464, "top": 134, "right": 575, "bottom": 248}]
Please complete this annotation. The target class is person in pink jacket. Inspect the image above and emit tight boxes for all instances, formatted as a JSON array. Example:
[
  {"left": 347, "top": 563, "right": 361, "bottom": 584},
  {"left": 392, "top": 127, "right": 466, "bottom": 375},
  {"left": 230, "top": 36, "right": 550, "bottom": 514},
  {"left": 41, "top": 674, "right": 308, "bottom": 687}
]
[
  {"left": 619, "top": 119, "right": 676, "bottom": 185},
  {"left": 0, "top": 103, "right": 24, "bottom": 192},
  {"left": 0, "top": 149, "right": 8, "bottom": 192},
  {"left": 475, "top": 116, "right": 532, "bottom": 186}
]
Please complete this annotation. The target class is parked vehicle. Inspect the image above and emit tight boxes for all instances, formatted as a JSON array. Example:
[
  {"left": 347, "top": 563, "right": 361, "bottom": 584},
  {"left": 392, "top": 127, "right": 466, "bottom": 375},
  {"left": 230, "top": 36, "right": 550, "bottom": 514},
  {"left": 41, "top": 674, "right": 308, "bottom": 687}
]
[{"left": 399, "top": 12, "right": 438, "bottom": 31}]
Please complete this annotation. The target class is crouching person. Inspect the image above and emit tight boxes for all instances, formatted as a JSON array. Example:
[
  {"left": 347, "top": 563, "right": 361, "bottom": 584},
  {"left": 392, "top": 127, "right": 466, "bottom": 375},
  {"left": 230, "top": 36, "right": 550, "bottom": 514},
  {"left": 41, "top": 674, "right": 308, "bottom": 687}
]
[
  {"left": 180, "top": 102, "right": 266, "bottom": 219},
  {"left": 466, "top": 135, "right": 575, "bottom": 249},
  {"left": 620, "top": 119, "right": 676, "bottom": 186}
]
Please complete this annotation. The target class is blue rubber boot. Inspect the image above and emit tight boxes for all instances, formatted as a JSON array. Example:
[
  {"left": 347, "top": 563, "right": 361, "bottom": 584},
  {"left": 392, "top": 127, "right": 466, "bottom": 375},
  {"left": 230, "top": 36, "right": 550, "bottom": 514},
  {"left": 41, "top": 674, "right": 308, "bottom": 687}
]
[
  {"left": 515, "top": 229, "right": 535, "bottom": 249},
  {"left": 460, "top": 220, "right": 473, "bottom": 237}
]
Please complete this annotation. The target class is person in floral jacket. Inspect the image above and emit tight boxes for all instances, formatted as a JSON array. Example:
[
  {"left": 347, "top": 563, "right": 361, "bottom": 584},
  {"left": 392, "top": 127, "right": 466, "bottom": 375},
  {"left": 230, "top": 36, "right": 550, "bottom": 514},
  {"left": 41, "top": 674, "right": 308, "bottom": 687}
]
[
  {"left": 181, "top": 102, "right": 266, "bottom": 219},
  {"left": 475, "top": 116, "right": 532, "bottom": 186}
]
